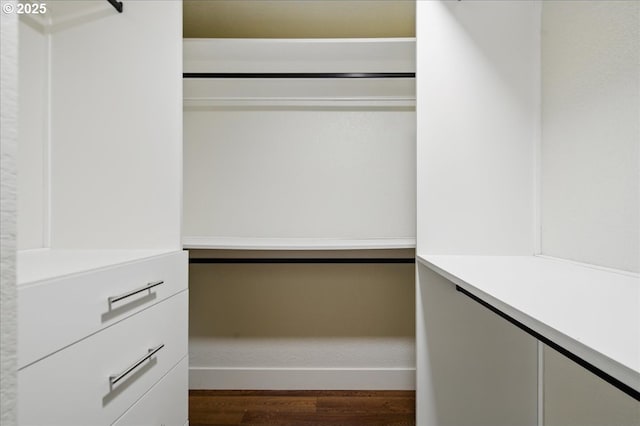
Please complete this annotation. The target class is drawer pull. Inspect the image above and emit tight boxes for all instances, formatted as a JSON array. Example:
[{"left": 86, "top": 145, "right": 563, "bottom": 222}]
[
  {"left": 108, "top": 280, "right": 164, "bottom": 305},
  {"left": 110, "top": 343, "right": 164, "bottom": 386}
]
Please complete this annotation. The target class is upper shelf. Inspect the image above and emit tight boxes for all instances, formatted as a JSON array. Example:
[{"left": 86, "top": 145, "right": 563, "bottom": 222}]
[
  {"left": 183, "top": 38, "right": 416, "bottom": 74},
  {"left": 417, "top": 254, "right": 640, "bottom": 395}
]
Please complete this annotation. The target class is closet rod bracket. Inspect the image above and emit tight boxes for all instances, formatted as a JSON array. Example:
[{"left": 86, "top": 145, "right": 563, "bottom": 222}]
[{"left": 107, "top": 0, "right": 123, "bottom": 13}]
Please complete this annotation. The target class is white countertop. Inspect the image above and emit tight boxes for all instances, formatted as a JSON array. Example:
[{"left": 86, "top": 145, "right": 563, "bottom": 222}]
[
  {"left": 417, "top": 254, "right": 640, "bottom": 394},
  {"left": 18, "top": 249, "right": 178, "bottom": 286}
]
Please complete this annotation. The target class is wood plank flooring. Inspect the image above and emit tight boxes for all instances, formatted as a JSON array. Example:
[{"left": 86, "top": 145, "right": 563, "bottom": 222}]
[{"left": 190, "top": 390, "right": 416, "bottom": 426}]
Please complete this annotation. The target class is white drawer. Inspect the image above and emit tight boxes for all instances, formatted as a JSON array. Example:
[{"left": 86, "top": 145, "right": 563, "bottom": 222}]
[
  {"left": 113, "top": 357, "right": 188, "bottom": 426},
  {"left": 18, "top": 291, "right": 188, "bottom": 426},
  {"left": 18, "top": 251, "right": 187, "bottom": 368}
]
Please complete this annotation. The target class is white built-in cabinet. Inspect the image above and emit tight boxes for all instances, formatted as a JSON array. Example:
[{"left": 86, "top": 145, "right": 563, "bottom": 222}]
[
  {"left": 416, "top": 1, "right": 639, "bottom": 425},
  {"left": 16, "top": 1, "right": 187, "bottom": 425}
]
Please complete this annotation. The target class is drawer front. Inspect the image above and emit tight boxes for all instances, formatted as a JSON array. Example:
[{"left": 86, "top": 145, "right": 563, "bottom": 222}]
[
  {"left": 18, "top": 251, "right": 187, "bottom": 368},
  {"left": 113, "top": 357, "right": 188, "bottom": 426},
  {"left": 18, "top": 291, "right": 188, "bottom": 426}
]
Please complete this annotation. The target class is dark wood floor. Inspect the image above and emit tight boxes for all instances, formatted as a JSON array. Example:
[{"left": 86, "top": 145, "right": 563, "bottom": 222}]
[{"left": 189, "top": 390, "right": 416, "bottom": 426}]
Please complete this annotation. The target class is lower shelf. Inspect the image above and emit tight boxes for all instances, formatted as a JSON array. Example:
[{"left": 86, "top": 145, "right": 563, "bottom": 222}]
[{"left": 183, "top": 237, "right": 416, "bottom": 250}]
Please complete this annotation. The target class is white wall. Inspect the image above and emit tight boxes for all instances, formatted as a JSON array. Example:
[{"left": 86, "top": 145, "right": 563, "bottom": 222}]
[
  {"left": 17, "top": 18, "right": 48, "bottom": 250},
  {"left": 184, "top": 106, "right": 415, "bottom": 241},
  {"left": 540, "top": 2, "right": 640, "bottom": 424},
  {"left": 183, "top": 1, "right": 415, "bottom": 39},
  {"left": 1, "top": 3, "right": 18, "bottom": 423},
  {"left": 189, "top": 262, "right": 415, "bottom": 389},
  {"left": 47, "top": 0, "right": 182, "bottom": 249},
  {"left": 541, "top": 0, "right": 639, "bottom": 273},
  {"left": 416, "top": 1, "right": 541, "bottom": 425},
  {"left": 416, "top": 0, "right": 539, "bottom": 256}
]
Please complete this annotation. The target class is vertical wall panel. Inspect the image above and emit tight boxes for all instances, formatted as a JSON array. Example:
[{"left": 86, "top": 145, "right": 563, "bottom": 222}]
[
  {"left": 416, "top": 266, "right": 538, "bottom": 426},
  {"left": 50, "top": 0, "right": 183, "bottom": 249},
  {"left": 1, "top": 4, "right": 18, "bottom": 423},
  {"left": 416, "top": 0, "right": 539, "bottom": 256},
  {"left": 416, "top": 1, "right": 541, "bottom": 424},
  {"left": 541, "top": 1, "right": 640, "bottom": 273},
  {"left": 17, "top": 18, "right": 48, "bottom": 250},
  {"left": 541, "top": 2, "right": 640, "bottom": 423}
]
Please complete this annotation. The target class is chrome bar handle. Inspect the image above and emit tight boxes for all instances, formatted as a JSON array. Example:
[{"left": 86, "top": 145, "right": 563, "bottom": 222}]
[
  {"left": 109, "top": 343, "right": 164, "bottom": 386},
  {"left": 108, "top": 280, "right": 164, "bottom": 305}
]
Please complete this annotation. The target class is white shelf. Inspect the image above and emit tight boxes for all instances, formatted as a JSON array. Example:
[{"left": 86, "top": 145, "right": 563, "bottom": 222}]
[
  {"left": 417, "top": 254, "right": 640, "bottom": 394},
  {"left": 17, "top": 249, "right": 178, "bottom": 286},
  {"left": 184, "top": 98, "right": 416, "bottom": 109},
  {"left": 183, "top": 38, "right": 416, "bottom": 74},
  {"left": 183, "top": 237, "right": 416, "bottom": 250},
  {"left": 184, "top": 77, "right": 416, "bottom": 109}
]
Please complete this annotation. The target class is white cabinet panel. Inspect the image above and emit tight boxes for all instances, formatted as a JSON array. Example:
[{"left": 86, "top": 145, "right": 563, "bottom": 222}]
[
  {"left": 113, "top": 357, "right": 188, "bottom": 426},
  {"left": 49, "top": 0, "right": 182, "bottom": 250},
  {"left": 416, "top": 0, "right": 538, "bottom": 256},
  {"left": 18, "top": 291, "right": 188, "bottom": 426},
  {"left": 544, "top": 346, "right": 640, "bottom": 426},
  {"left": 418, "top": 254, "right": 640, "bottom": 394},
  {"left": 18, "top": 251, "right": 187, "bottom": 368}
]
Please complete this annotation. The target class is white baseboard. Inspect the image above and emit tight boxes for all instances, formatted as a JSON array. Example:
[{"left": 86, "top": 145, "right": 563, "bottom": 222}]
[{"left": 189, "top": 367, "right": 416, "bottom": 390}]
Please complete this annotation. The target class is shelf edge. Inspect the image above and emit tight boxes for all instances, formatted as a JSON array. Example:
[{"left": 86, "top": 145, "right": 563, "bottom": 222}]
[{"left": 183, "top": 237, "right": 416, "bottom": 250}]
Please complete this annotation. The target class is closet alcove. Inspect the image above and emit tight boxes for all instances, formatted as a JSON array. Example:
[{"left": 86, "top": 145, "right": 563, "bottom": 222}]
[{"left": 182, "top": 37, "right": 418, "bottom": 390}]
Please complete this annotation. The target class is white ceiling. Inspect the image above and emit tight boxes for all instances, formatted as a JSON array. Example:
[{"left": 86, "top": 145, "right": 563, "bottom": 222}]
[{"left": 183, "top": 0, "right": 415, "bottom": 39}]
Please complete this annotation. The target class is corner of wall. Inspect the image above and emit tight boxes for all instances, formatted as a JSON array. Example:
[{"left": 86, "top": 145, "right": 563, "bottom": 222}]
[{"left": 1, "top": 2, "right": 19, "bottom": 424}]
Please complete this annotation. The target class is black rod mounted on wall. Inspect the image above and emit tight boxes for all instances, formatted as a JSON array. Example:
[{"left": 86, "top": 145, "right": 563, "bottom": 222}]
[
  {"left": 183, "top": 72, "right": 415, "bottom": 79},
  {"left": 189, "top": 258, "right": 415, "bottom": 264},
  {"left": 455, "top": 285, "right": 640, "bottom": 401},
  {"left": 106, "top": 0, "right": 123, "bottom": 13}
]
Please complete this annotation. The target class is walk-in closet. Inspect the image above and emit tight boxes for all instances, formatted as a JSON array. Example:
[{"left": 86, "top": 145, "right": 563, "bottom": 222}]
[{"left": 2, "top": 0, "right": 638, "bottom": 425}]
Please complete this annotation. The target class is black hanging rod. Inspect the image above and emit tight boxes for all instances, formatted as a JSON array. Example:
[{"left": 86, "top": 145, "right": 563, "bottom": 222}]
[
  {"left": 106, "top": 0, "right": 123, "bottom": 13},
  {"left": 190, "top": 258, "right": 415, "bottom": 264},
  {"left": 183, "top": 72, "right": 415, "bottom": 79},
  {"left": 455, "top": 285, "right": 640, "bottom": 401}
]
